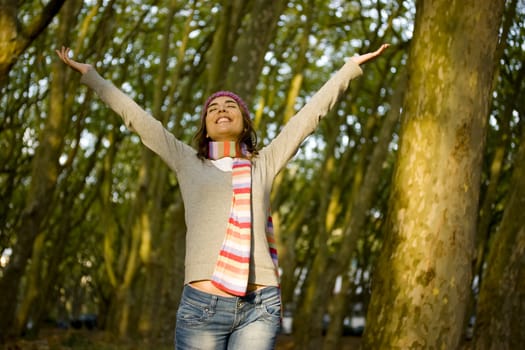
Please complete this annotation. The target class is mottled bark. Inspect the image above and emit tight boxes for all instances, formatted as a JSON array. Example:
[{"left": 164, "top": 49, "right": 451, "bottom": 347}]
[{"left": 362, "top": 0, "right": 505, "bottom": 349}]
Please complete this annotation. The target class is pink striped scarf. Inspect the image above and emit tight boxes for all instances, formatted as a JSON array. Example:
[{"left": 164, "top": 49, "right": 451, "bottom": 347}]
[{"left": 208, "top": 141, "right": 278, "bottom": 296}]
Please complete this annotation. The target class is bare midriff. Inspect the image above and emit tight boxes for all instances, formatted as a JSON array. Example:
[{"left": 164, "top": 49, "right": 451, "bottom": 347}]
[{"left": 189, "top": 280, "right": 266, "bottom": 297}]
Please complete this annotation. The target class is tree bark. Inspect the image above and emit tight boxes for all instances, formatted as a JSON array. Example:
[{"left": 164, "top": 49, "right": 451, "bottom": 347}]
[{"left": 362, "top": 0, "right": 505, "bottom": 348}]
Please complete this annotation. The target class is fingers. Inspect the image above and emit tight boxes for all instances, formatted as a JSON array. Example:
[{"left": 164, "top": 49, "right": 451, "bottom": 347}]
[
  {"left": 55, "top": 46, "right": 71, "bottom": 63},
  {"left": 63, "top": 47, "right": 70, "bottom": 61},
  {"left": 374, "top": 43, "right": 390, "bottom": 57},
  {"left": 56, "top": 47, "right": 64, "bottom": 61}
]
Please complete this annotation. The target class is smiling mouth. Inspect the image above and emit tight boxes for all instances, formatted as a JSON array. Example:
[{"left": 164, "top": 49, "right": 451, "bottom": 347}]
[{"left": 216, "top": 117, "right": 231, "bottom": 124}]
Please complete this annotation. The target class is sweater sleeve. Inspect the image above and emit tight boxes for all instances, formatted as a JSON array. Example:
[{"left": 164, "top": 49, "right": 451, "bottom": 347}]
[
  {"left": 260, "top": 59, "right": 363, "bottom": 176},
  {"left": 80, "top": 69, "right": 189, "bottom": 171}
]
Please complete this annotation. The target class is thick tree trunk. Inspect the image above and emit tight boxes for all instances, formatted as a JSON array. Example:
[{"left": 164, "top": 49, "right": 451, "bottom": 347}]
[{"left": 362, "top": 0, "right": 505, "bottom": 349}]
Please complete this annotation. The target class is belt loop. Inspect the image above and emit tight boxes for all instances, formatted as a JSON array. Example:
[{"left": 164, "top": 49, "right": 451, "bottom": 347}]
[
  {"left": 210, "top": 295, "right": 218, "bottom": 311},
  {"left": 255, "top": 289, "right": 262, "bottom": 305}
]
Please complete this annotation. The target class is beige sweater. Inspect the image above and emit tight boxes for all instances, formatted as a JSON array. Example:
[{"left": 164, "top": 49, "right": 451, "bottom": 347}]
[{"left": 80, "top": 59, "right": 362, "bottom": 287}]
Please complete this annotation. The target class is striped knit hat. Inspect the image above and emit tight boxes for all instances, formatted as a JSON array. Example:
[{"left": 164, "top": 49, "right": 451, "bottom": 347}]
[{"left": 202, "top": 91, "right": 250, "bottom": 120}]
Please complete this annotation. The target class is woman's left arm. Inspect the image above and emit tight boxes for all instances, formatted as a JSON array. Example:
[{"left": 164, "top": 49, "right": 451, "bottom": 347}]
[{"left": 261, "top": 44, "right": 390, "bottom": 175}]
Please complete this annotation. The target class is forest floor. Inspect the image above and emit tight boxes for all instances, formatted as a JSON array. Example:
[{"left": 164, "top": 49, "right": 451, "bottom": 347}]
[{"left": 1, "top": 328, "right": 363, "bottom": 350}]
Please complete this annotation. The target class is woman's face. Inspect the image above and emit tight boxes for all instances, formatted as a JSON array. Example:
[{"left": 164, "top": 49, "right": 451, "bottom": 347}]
[{"left": 204, "top": 96, "right": 244, "bottom": 142}]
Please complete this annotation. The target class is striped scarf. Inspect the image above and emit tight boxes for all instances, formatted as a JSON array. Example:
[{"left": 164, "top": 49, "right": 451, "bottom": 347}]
[{"left": 208, "top": 141, "right": 278, "bottom": 296}]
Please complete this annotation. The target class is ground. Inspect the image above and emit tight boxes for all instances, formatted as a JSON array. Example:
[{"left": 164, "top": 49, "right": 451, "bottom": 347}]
[{"left": 1, "top": 329, "right": 363, "bottom": 350}]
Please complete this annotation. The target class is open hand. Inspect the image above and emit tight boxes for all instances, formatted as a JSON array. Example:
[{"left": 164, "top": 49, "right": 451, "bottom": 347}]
[
  {"left": 55, "top": 46, "right": 93, "bottom": 75},
  {"left": 351, "top": 43, "right": 390, "bottom": 65},
  {"left": 373, "top": 43, "right": 390, "bottom": 57}
]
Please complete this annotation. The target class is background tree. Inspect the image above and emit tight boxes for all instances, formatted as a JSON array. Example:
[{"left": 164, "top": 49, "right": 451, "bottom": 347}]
[
  {"left": 0, "top": 0, "right": 75, "bottom": 339},
  {"left": 473, "top": 119, "right": 525, "bottom": 349},
  {"left": 472, "top": 1, "right": 525, "bottom": 346},
  {"left": 0, "top": 0, "right": 66, "bottom": 87}
]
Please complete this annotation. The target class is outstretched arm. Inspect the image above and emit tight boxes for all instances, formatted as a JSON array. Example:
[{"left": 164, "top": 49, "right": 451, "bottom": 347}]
[
  {"left": 260, "top": 44, "right": 390, "bottom": 176},
  {"left": 54, "top": 46, "right": 189, "bottom": 172},
  {"left": 351, "top": 44, "right": 390, "bottom": 65},
  {"left": 55, "top": 46, "right": 93, "bottom": 74}
]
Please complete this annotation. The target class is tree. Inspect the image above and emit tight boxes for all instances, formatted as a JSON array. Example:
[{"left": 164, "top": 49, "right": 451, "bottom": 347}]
[
  {"left": 473, "top": 121, "right": 525, "bottom": 349},
  {"left": 472, "top": 3, "right": 525, "bottom": 345},
  {"left": 362, "top": 0, "right": 505, "bottom": 349},
  {"left": 0, "top": 0, "right": 66, "bottom": 87},
  {"left": 0, "top": 0, "right": 77, "bottom": 340}
]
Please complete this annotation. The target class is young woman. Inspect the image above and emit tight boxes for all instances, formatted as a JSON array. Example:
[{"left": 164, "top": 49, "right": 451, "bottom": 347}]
[{"left": 56, "top": 42, "right": 388, "bottom": 350}]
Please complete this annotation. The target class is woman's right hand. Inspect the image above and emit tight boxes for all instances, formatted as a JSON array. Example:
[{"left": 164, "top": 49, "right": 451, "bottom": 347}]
[{"left": 55, "top": 46, "right": 93, "bottom": 75}]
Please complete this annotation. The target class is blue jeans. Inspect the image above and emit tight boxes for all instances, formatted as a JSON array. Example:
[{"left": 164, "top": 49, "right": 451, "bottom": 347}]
[{"left": 175, "top": 285, "right": 281, "bottom": 350}]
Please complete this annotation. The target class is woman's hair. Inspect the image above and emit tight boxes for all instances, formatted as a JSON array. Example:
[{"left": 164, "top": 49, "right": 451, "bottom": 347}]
[{"left": 193, "top": 91, "right": 259, "bottom": 159}]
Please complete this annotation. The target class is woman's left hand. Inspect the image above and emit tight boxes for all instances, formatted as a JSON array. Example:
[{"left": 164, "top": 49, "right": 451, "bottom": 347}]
[{"left": 351, "top": 43, "right": 390, "bottom": 65}]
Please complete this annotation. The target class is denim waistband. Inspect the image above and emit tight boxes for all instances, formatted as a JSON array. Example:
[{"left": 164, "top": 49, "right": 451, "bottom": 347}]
[{"left": 182, "top": 284, "right": 280, "bottom": 309}]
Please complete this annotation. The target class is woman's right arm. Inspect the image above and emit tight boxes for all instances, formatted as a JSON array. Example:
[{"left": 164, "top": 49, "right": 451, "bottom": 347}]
[{"left": 55, "top": 47, "right": 188, "bottom": 170}]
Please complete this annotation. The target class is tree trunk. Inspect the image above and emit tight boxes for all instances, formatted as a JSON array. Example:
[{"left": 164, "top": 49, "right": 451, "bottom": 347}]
[
  {"left": 0, "top": 0, "right": 74, "bottom": 339},
  {"left": 473, "top": 128, "right": 525, "bottom": 349},
  {"left": 293, "top": 105, "right": 356, "bottom": 349},
  {"left": 466, "top": 0, "right": 518, "bottom": 334},
  {"left": 205, "top": 0, "right": 247, "bottom": 95},
  {"left": 362, "top": 0, "right": 505, "bottom": 349},
  {"left": 135, "top": 1, "right": 182, "bottom": 340},
  {"left": 323, "top": 272, "right": 353, "bottom": 350},
  {"left": 268, "top": 0, "right": 314, "bottom": 320},
  {"left": 227, "top": 0, "right": 288, "bottom": 106}
]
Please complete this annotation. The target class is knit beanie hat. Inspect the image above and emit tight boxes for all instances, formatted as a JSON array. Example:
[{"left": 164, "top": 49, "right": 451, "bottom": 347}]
[{"left": 202, "top": 91, "right": 250, "bottom": 120}]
